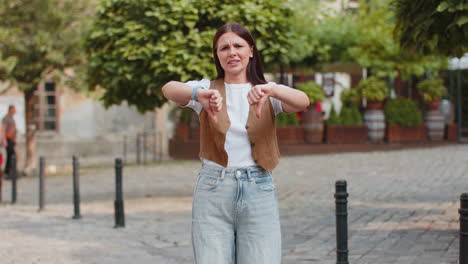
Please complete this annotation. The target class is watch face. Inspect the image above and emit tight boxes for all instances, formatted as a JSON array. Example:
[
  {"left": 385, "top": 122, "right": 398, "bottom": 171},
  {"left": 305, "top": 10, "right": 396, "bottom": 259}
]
[{"left": 323, "top": 73, "right": 334, "bottom": 97}]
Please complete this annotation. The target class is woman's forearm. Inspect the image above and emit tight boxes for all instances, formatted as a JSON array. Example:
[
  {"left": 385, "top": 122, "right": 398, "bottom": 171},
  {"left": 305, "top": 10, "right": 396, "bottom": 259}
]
[
  {"left": 271, "top": 84, "right": 310, "bottom": 113},
  {"left": 162, "top": 81, "right": 193, "bottom": 105}
]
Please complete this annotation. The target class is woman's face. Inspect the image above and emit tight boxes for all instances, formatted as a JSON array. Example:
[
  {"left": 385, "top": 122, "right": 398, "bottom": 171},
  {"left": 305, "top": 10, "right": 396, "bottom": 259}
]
[{"left": 216, "top": 32, "right": 253, "bottom": 79}]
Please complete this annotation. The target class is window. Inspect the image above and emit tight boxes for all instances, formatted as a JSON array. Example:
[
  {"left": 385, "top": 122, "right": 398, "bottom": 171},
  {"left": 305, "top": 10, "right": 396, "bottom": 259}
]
[{"left": 34, "top": 82, "right": 59, "bottom": 133}]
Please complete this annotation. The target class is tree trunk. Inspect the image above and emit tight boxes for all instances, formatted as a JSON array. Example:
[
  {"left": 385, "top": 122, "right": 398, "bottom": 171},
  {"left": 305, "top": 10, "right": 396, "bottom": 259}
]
[{"left": 24, "top": 88, "right": 37, "bottom": 173}]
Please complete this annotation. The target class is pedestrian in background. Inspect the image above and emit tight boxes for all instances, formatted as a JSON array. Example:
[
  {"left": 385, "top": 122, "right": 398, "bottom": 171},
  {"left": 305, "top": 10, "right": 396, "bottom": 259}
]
[
  {"left": 2, "top": 105, "right": 17, "bottom": 180},
  {"left": 162, "top": 22, "right": 309, "bottom": 264}
]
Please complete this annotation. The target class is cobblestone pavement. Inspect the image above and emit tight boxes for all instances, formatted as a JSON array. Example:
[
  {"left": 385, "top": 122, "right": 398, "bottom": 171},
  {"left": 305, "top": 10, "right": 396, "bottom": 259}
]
[{"left": 0, "top": 144, "right": 466, "bottom": 264}]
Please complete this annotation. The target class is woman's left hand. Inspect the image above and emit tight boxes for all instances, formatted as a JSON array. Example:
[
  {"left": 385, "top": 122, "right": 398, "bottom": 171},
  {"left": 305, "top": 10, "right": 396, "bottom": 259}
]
[{"left": 247, "top": 83, "right": 275, "bottom": 118}]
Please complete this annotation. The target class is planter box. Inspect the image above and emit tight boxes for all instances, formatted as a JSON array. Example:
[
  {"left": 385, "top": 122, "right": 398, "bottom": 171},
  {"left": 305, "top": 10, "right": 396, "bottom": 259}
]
[
  {"left": 325, "top": 125, "right": 368, "bottom": 144},
  {"left": 302, "top": 107, "right": 324, "bottom": 144},
  {"left": 175, "top": 124, "right": 191, "bottom": 141},
  {"left": 386, "top": 125, "right": 427, "bottom": 143},
  {"left": 276, "top": 126, "right": 304, "bottom": 144},
  {"left": 446, "top": 123, "right": 458, "bottom": 141}
]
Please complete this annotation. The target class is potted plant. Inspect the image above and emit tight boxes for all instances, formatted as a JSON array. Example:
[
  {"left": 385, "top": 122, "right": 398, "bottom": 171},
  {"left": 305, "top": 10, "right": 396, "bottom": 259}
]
[
  {"left": 325, "top": 101, "right": 367, "bottom": 144},
  {"left": 275, "top": 112, "right": 304, "bottom": 144},
  {"left": 175, "top": 107, "right": 192, "bottom": 141},
  {"left": 357, "top": 77, "right": 387, "bottom": 109},
  {"left": 169, "top": 107, "right": 200, "bottom": 159},
  {"left": 296, "top": 81, "right": 325, "bottom": 143},
  {"left": 416, "top": 78, "right": 446, "bottom": 110},
  {"left": 417, "top": 78, "right": 446, "bottom": 140},
  {"left": 357, "top": 77, "right": 387, "bottom": 142},
  {"left": 384, "top": 98, "right": 427, "bottom": 143}
]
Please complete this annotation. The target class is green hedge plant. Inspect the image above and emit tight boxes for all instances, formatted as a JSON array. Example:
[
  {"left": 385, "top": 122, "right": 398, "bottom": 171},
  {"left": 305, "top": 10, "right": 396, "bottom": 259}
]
[
  {"left": 416, "top": 78, "right": 446, "bottom": 103},
  {"left": 384, "top": 98, "right": 423, "bottom": 127},
  {"left": 326, "top": 104, "right": 362, "bottom": 126},
  {"left": 357, "top": 77, "right": 387, "bottom": 102},
  {"left": 296, "top": 81, "right": 325, "bottom": 105},
  {"left": 276, "top": 112, "right": 300, "bottom": 127}
]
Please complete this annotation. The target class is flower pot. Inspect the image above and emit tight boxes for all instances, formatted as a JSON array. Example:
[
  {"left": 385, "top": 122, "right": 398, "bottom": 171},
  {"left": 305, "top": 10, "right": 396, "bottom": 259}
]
[
  {"left": 364, "top": 109, "right": 385, "bottom": 142},
  {"left": 302, "top": 106, "right": 324, "bottom": 143},
  {"left": 424, "top": 109, "right": 444, "bottom": 141},
  {"left": 446, "top": 123, "right": 458, "bottom": 141},
  {"left": 386, "top": 125, "right": 427, "bottom": 143},
  {"left": 276, "top": 126, "right": 304, "bottom": 144},
  {"left": 367, "top": 101, "right": 383, "bottom": 110},
  {"left": 175, "top": 124, "right": 190, "bottom": 141},
  {"left": 325, "top": 125, "right": 368, "bottom": 144},
  {"left": 427, "top": 100, "right": 441, "bottom": 111}
]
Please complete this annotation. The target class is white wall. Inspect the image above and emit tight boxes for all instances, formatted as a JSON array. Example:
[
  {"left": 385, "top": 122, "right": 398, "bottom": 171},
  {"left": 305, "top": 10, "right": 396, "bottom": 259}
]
[{"left": 315, "top": 72, "right": 351, "bottom": 118}]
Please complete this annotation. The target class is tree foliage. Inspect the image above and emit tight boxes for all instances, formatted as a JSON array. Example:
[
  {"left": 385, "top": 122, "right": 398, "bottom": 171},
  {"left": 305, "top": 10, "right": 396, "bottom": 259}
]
[
  {"left": 348, "top": 0, "right": 448, "bottom": 79},
  {"left": 289, "top": 0, "right": 448, "bottom": 79},
  {"left": 288, "top": 0, "right": 359, "bottom": 68},
  {"left": 393, "top": 0, "right": 468, "bottom": 57},
  {"left": 0, "top": 0, "right": 92, "bottom": 90},
  {"left": 86, "top": 0, "right": 293, "bottom": 112}
]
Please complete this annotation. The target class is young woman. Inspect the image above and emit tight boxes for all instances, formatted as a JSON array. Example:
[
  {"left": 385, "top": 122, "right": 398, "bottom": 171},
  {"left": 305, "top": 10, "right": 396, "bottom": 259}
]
[{"left": 162, "top": 22, "right": 309, "bottom": 264}]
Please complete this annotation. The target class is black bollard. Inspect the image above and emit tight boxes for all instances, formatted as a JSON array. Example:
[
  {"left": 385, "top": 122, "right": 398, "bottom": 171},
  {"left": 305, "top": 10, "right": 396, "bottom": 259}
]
[
  {"left": 335, "top": 180, "right": 349, "bottom": 264},
  {"left": 158, "top": 132, "right": 163, "bottom": 163},
  {"left": 136, "top": 134, "right": 141, "bottom": 164},
  {"left": 123, "top": 135, "right": 127, "bottom": 165},
  {"left": 72, "top": 156, "right": 81, "bottom": 219},
  {"left": 152, "top": 132, "right": 157, "bottom": 163},
  {"left": 460, "top": 193, "right": 468, "bottom": 264},
  {"left": 11, "top": 154, "right": 17, "bottom": 204},
  {"left": 38, "top": 157, "right": 45, "bottom": 211},
  {"left": 114, "top": 158, "right": 125, "bottom": 228},
  {"left": 143, "top": 132, "right": 147, "bottom": 164}
]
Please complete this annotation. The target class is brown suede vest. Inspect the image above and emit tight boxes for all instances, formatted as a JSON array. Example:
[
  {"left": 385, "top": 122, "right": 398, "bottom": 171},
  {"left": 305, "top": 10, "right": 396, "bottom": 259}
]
[{"left": 199, "top": 79, "right": 280, "bottom": 172}]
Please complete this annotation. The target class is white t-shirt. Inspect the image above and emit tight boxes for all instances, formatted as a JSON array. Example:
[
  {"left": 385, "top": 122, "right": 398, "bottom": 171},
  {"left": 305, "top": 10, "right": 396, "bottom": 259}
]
[{"left": 184, "top": 79, "right": 285, "bottom": 168}]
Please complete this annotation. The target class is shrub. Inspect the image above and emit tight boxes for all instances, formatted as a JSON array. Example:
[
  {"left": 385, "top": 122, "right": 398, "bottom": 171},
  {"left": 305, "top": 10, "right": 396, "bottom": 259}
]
[
  {"left": 296, "top": 81, "right": 325, "bottom": 104},
  {"left": 178, "top": 107, "right": 193, "bottom": 125},
  {"left": 357, "top": 77, "right": 387, "bottom": 102},
  {"left": 326, "top": 105, "right": 341, "bottom": 125},
  {"left": 326, "top": 104, "right": 362, "bottom": 126},
  {"left": 340, "top": 104, "right": 363, "bottom": 125},
  {"left": 384, "top": 98, "right": 423, "bottom": 127},
  {"left": 416, "top": 78, "right": 446, "bottom": 103},
  {"left": 276, "top": 112, "right": 300, "bottom": 127},
  {"left": 340, "top": 88, "right": 360, "bottom": 106}
]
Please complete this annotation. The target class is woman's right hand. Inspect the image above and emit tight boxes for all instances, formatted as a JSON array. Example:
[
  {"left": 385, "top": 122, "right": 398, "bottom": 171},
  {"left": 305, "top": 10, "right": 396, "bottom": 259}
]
[{"left": 196, "top": 89, "right": 223, "bottom": 123}]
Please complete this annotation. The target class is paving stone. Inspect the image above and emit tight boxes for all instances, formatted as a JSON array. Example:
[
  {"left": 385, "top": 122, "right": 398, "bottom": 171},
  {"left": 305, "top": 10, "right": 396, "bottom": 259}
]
[{"left": 1, "top": 144, "right": 465, "bottom": 263}]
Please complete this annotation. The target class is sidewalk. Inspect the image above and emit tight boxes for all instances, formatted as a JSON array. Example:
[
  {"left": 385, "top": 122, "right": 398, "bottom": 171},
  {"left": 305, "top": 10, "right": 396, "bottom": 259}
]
[{"left": 0, "top": 144, "right": 465, "bottom": 263}]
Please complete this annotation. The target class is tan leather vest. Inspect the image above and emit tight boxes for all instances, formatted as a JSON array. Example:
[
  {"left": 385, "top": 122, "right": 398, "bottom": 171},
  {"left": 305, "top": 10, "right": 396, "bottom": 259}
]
[{"left": 199, "top": 79, "right": 280, "bottom": 172}]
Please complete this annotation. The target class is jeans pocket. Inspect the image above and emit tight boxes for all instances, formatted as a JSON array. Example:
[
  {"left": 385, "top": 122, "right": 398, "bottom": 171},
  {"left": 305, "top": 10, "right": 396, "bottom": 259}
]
[
  {"left": 254, "top": 174, "right": 275, "bottom": 192},
  {"left": 197, "top": 174, "right": 220, "bottom": 191}
]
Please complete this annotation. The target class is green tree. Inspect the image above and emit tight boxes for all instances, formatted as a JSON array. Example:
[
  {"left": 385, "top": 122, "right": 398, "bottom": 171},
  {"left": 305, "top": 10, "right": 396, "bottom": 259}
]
[
  {"left": 0, "top": 0, "right": 92, "bottom": 170},
  {"left": 86, "top": 0, "right": 293, "bottom": 112},
  {"left": 288, "top": 0, "right": 359, "bottom": 69},
  {"left": 289, "top": 0, "right": 448, "bottom": 79},
  {"left": 393, "top": 0, "right": 468, "bottom": 57},
  {"left": 348, "top": 0, "right": 448, "bottom": 79}
]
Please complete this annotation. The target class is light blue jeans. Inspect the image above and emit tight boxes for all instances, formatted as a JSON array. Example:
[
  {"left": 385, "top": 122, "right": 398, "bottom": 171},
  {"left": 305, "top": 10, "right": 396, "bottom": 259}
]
[{"left": 192, "top": 164, "right": 282, "bottom": 264}]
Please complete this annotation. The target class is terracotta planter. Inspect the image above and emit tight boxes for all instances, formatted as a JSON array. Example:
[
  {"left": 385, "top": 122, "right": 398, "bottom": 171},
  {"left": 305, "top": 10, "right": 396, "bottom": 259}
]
[
  {"left": 386, "top": 125, "right": 427, "bottom": 143},
  {"left": 325, "top": 125, "right": 368, "bottom": 144},
  {"left": 302, "top": 106, "right": 324, "bottom": 143},
  {"left": 367, "top": 101, "right": 383, "bottom": 110},
  {"left": 276, "top": 126, "right": 304, "bottom": 144},
  {"left": 175, "top": 124, "right": 190, "bottom": 141},
  {"left": 191, "top": 126, "right": 200, "bottom": 140},
  {"left": 364, "top": 109, "right": 386, "bottom": 142},
  {"left": 424, "top": 109, "right": 444, "bottom": 141},
  {"left": 446, "top": 123, "right": 458, "bottom": 141},
  {"left": 427, "top": 100, "right": 441, "bottom": 111}
]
